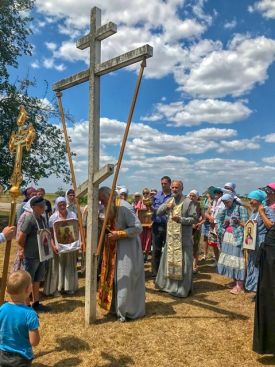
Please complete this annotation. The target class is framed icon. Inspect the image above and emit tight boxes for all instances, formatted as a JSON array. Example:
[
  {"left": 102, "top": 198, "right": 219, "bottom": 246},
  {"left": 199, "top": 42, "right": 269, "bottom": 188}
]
[
  {"left": 37, "top": 228, "right": 53, "bottom": 262},
  {"left": 243, "top": 219, "right": 257, "bottom": 250},
  {"left": 53, "top": 219, "right": 80, "bottom": 253}
]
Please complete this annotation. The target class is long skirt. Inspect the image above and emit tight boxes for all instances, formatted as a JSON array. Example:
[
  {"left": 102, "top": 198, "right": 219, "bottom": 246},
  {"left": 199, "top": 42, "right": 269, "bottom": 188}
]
[
  {"left": 58, "top": 251, "right": 78, "bottom": 292},
  {"left": 217, "top": 232, "right": 245, "bottom": 281},
  {"left": 253, "top": 243, "right": 275, "bottom": 354},
  {"left": 245, "top": 249, "right": 258, "bottom": 292}
]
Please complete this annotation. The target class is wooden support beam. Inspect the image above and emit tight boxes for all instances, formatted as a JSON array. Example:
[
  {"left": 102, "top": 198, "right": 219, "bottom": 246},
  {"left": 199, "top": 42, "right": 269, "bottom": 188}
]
[
  {"left": 76, "top": 164, "right": 114, "bottom": 197},
  {"left": 76, "top": 22, "right": 117, "bottom": 50},
  {"left": 52, "top": 69, "right": 89, "bottom": 92},
  {"left": 95, "top": 44, "right": 153, "bottom": 76}
]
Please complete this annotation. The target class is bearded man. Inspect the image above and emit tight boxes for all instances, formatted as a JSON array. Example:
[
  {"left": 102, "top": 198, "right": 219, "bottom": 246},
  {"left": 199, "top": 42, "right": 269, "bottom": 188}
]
[
  {"left": 98, "top": 186, "right": 145, "bottom": 322},
  {"left": 155, "top": 180, "right": 197, "bottom": 298}
]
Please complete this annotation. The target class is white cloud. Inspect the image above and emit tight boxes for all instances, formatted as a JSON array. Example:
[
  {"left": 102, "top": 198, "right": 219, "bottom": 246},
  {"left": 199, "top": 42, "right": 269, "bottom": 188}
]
[
  {"left": 178, "top": 35, "right": 275, "bottom": 98},
  {"left": 262, "top": 156, "right": 275, "bottom": 164},
  {"left": 45, "top": 42, "right": 57, "bottom": 51},
  {"left": 143, "top": 99, "right": 252, "bottom": 126},
  {"left": 264, "top": 133, "right": 275, "bottom": 142},
  {"left": 30, "top": 61, "right": 40, "bottom": 69},
  {"left": 42, "top": 57, "right": 66, "bottom": 71},
  {"left": 224, "top": 19, "right": 237, "bottom": 29},
  {"left": 250, "top": 0, "right": 275, "bottom": 18}
]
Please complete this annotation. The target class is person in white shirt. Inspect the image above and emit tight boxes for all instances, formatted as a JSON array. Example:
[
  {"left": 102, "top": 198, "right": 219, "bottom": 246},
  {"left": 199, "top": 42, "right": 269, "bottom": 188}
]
[{"left": 0, "top": 226, "right": 16, "bottom": 243}]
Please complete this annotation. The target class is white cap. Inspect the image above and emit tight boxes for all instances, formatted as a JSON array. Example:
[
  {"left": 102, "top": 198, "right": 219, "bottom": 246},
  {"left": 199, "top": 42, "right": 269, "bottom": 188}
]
[
  {"left": 134, "top": 192, "right": 141, "bottom": 196},
  {"left": 189, "top": 189, "right": 199, "bottom": 198}
]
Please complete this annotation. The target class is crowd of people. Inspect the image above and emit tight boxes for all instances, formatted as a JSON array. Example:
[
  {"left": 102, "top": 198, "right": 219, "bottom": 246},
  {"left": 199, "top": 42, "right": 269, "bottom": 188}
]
[{"left": 1, "top": 178, "right": 275, "bottom": 365}]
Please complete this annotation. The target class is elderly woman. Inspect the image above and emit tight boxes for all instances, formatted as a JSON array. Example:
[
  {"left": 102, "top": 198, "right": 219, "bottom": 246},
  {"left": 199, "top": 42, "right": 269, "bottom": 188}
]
[
  {"left": 245, "top": 190, "right": 275, "bottom": 294},
  {"left": 44, "top": 197, "right": 79, "bottom": 296},
  {"left": 216, "top": 193, "right": 249, "bottom": 295}
]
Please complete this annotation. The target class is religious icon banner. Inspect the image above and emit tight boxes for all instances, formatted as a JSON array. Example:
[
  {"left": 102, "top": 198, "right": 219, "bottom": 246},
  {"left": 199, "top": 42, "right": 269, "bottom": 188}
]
[
  {"left": 37, "top": 228, "right": 53, "bottom": 262},
  {"left": 53, "top": 219, "right": 80, "bottom": 253},
  {"left": 243, "top": 219, "right": 257, "bottom": 250}
]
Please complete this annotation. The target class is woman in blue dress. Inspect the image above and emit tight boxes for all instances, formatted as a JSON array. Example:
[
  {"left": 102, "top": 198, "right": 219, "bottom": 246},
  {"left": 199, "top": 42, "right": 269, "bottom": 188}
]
[
  {"left": 216, "top": 193, "right": 249, "bottom": 295},
  {"left": 245, "top": 190, "right": 275, "bottom": 294}
]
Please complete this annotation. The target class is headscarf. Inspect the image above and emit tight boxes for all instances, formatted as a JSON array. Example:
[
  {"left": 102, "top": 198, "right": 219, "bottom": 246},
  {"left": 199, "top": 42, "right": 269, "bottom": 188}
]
[
  {"left": 53, "top": 196, "right": 66, "bottom": 212},
  {"left": 224, "top": 182, "right": 236, "bottom": 191},
  {"left": 221, "top": 193, "right": 235, "bottom": 202},
  {"left": 248, "top": 190, "right": 267, "bottom": 203},
  {"left": 189, "top": 189, "right": 199, "bottom": 198}
]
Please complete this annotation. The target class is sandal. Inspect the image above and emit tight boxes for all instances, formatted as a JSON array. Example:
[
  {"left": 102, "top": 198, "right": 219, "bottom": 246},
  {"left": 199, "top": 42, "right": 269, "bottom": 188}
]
[{"left": 230, "top": 286, "right": 244, "bottom": 295}]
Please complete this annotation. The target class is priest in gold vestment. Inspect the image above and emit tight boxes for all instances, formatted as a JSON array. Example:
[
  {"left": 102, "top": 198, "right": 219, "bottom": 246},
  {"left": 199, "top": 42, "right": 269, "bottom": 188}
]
[{"left": 155, "top": 180, "right": 197, "bottom": 297}]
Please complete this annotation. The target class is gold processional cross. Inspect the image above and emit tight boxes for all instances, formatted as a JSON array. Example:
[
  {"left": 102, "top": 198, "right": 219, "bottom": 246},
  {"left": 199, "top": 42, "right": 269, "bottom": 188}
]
[{"left": 0, "top": 105, "right": 36, "bottom": 304}]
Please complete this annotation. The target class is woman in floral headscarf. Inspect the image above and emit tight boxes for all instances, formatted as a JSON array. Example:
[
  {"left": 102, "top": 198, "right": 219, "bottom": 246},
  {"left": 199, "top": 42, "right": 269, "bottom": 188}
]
[
  {"left": 216, "top": 193, "right": 249, "bottom": 295},
  {"left": 245, "top": 190, "right": 275, "bottom": 295}
]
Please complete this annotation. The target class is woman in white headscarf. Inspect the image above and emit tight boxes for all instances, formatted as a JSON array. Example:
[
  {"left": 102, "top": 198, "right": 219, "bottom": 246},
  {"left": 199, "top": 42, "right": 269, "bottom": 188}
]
[{"left": 44, "top": 196, "right": 79, "bottom": 296}]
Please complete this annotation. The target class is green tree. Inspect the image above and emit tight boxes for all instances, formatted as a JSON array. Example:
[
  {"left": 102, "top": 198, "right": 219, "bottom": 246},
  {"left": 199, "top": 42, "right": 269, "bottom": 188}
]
[{"left": 0, "top": 0, "right": 70, "bottom": 188}]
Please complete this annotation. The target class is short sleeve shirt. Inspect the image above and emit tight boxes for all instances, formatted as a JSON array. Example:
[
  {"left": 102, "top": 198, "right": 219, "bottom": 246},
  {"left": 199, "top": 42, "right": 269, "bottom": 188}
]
[
  {"left": 20, "top": 215, "right": 46, "bottom": 259},
  {"left": 0, "top": 302, "right": 39, "bottom": 360}
]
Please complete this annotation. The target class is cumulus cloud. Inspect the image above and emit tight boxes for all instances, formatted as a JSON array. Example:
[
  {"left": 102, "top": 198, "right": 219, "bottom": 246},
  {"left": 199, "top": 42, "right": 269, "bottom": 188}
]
[
  {"left": 262, "top": 156, "right": 275, "bottom": 164},
  {"left": 178, "top": 35, "right": 275, "bottom": 98},
  {"left": 249, "top": 0, "right": 275, "bottom": 18},
  {"left": 264, "top": 133, "right": 275, "bottom": 143},
  {"left": 143, "top": 99, "right": 252, "bottom": 126}
]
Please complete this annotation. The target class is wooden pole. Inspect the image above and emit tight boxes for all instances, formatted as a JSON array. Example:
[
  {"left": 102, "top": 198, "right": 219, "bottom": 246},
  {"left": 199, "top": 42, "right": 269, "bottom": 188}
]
[
  {"left": 96, "top": 58, "right": 146, "bottom": 257},
  {"left": 85, "top": 7, "right": 101, "bottom": 325},
  {"left": 55, "top": 91, "right": 86, "bottom": 252},
  {"left": 0, "top": 202, "right": 17, "bottom": 303}
]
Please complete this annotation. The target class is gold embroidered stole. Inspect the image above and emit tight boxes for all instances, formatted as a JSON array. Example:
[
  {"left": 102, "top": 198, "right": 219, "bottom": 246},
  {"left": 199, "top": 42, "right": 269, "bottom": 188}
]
[
  {"left": 98, "top": 197, "right": 120, "bottom": 311},
  {"left": 166, "top": 196, "right": 185, "bottom": 280}
]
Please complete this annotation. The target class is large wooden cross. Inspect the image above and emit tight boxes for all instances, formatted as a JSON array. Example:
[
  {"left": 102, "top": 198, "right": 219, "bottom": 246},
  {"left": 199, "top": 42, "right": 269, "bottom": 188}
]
[{"left": 52, "top": 6, "right": 153, "bottom": 325}]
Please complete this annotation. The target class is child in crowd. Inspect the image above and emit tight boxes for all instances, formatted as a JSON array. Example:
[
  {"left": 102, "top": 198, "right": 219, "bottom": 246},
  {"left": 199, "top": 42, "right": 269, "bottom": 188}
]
[{"left": 0, "top": 270, "right": 40, "bottom": 366}]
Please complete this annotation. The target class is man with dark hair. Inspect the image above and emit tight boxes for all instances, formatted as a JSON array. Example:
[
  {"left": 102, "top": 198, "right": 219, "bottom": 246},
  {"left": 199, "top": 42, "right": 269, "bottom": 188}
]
[{"left": 151, "top": 176, "right": 172, "bottom": 277}]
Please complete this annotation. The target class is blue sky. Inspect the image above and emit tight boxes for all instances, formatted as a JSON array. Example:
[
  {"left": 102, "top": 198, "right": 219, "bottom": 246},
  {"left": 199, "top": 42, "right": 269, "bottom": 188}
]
[{"left": 10, "top": 0, "right": 275, "bottom": 195}]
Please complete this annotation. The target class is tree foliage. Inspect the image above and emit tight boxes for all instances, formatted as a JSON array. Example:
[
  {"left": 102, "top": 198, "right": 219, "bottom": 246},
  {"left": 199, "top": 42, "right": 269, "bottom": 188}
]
[{"left": 0, "top": 0, "right": 71, "bottom": 188}]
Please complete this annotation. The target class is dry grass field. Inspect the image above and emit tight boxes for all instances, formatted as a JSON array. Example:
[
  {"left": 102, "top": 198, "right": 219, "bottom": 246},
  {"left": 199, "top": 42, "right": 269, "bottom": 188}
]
[{"left": 0, "top": 242, "right": 274, "bottom": 367}]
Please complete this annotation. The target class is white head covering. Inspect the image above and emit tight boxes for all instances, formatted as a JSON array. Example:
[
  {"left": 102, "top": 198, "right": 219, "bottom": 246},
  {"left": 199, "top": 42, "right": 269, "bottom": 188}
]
[
  {"left": 119, "top": 187, "right": 128, "bottom": 195},
  {"left": 188, "top": 189, "right": 199, "bottom": 198},
  {"left": 53, "top": 196, "right": 66, "bottom": 212},
  {"left": 224, "top": 182, "right": 236, "bottom": 191},
  {"left": 22, "top": 198, "right": 34, "bottom": 213}
]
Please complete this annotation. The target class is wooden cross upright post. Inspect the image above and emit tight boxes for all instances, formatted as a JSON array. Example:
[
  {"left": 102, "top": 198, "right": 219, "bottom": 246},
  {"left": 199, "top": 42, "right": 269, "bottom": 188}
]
[{"left": 52, "top": 6, "right": 153, "bottom": 325}]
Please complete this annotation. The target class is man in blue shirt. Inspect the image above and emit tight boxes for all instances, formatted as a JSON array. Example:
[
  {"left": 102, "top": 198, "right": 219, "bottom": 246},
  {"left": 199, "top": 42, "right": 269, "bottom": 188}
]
[{"left": 151, "top": 176, "right": 172, "bottom": 277}]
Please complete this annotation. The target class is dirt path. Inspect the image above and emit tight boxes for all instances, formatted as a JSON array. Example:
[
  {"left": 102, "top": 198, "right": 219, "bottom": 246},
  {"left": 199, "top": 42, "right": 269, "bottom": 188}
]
[{"left": 0, "top": 246, "right": 272, "bottom": 367}]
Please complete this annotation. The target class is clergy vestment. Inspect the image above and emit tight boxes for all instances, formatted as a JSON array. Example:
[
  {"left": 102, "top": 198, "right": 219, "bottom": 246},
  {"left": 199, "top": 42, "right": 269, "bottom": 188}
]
[
  {"left": 99, "top": 199, "right": 145, "bottom": 322},
  {"left": 155, "top": 195, "right": 197, "bottom": 297}
]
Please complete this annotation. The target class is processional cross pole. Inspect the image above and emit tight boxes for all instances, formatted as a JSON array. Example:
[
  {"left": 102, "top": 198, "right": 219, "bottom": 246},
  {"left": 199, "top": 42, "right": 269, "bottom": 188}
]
[
  {"left": 0, "top": 106, "right": 35, "bottom": 304},
  {"left": 52, "top": 6, "right": 153, "bottom": 324}
]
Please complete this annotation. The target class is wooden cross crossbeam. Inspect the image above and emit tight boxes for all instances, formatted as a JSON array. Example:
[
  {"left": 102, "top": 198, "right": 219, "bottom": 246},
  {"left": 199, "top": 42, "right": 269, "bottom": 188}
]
[
  {"left": 52, "top": 44, "right": 153, "bottom": 91},
  {"left": 52, "top": 6, "right": 153, "bottom": 325},
  {"left": 76, "top": 163, "right": 115, "bottom": 198},
  {"left": 76, "top": 22, "right": 117, "bottom": 49}
]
